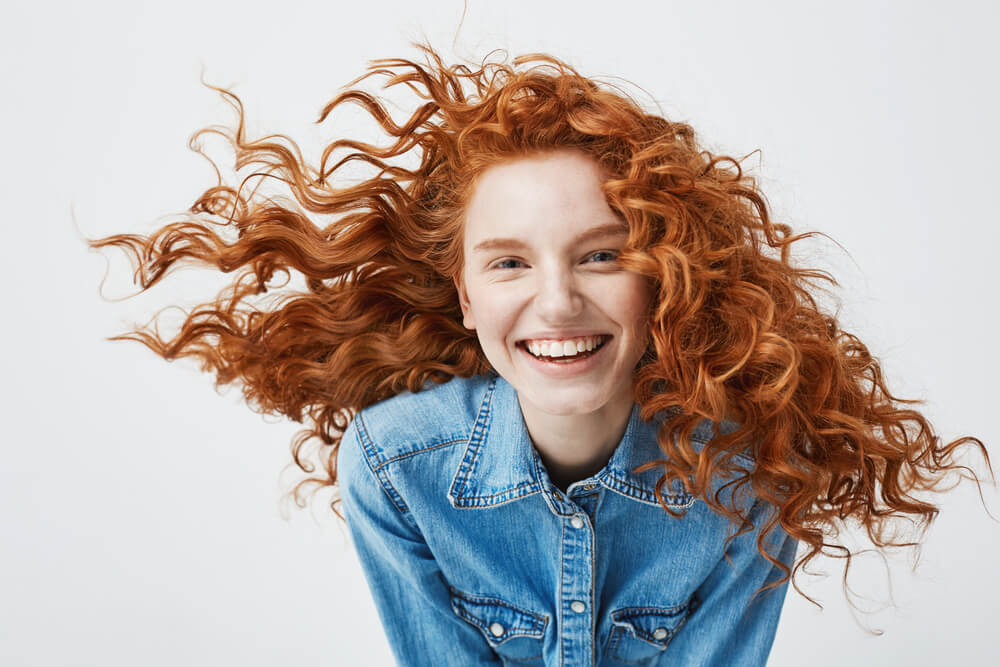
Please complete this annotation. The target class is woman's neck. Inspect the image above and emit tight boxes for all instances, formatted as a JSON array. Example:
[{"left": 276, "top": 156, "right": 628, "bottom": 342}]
[{"left": 516, "top": 390, "right": 634, "bottom": 492}]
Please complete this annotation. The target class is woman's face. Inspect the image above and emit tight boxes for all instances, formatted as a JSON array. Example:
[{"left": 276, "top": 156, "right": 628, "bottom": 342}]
[{"left": 454, "top": 149, "right": 653, "bottom": 418}]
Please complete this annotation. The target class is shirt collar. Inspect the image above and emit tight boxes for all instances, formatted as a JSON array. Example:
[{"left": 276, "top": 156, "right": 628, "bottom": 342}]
[{"left": 447, "top": 373, "right": 740, "bottom": 510}]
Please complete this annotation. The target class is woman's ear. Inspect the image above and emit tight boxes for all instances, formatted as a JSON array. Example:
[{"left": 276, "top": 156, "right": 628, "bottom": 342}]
[{"left": 452, "top": 272, "right": 476, "bottom": 330}]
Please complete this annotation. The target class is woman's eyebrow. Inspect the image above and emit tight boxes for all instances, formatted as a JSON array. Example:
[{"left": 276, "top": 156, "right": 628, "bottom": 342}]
[{"left": 471, "top": 222, "right": 629, "bottom": 253}]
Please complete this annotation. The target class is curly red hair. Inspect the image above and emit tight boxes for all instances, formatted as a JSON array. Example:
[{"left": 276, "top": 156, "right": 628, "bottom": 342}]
[{"left": 87, "top": 42, "right": 992, "bottom": 610}]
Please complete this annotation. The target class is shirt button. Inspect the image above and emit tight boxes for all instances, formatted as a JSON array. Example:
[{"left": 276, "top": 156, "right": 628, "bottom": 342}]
[
  {"left": 570, "top": 515, "right": 585, "bottom": 529},
  {"left": 570, "top": 600, "right": 586, "bottom": 613},
  {"left": 653, "top": 627, "right": 668, "bottom": 640},
  {"left": 490, "top": 622, "right": 505, "bottom": 637},
  {"left": 583, "top": 483, "right": 596, "bottom": 490}
]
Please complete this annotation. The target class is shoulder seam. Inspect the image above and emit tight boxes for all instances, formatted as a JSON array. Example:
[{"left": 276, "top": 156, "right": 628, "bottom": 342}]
[
  {"left": 379, "top": 437, "right": 467, "bottom": 467},
  {"left": 353, "top": 412, "right": 412, "bottom": 515}
]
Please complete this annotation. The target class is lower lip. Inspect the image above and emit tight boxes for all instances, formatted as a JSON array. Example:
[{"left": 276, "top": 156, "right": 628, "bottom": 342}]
[{"left": 517, "top": 338, "right": 611, "bottom": 377}]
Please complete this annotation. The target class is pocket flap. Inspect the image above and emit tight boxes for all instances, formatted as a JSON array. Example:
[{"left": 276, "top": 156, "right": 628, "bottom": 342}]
[
  {"left": 609, "top": 604, "right": 689, "bottom": 647},
  {"left": 448, "top": 587, "right": 548, "bottom": 645}
]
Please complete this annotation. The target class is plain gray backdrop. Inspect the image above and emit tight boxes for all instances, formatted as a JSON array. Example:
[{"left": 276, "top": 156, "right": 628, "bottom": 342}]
[{"left": 3, "top": 1, "right": 998, "bottom": 665}]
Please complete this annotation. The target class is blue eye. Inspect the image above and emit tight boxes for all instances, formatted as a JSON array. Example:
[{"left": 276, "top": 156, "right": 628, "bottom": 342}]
[
  {"left": 587, "top": 250, "right": 619, "bottom": 263},
  {"left": 492, "top": 258, "right": 525, "bottom": 270}
]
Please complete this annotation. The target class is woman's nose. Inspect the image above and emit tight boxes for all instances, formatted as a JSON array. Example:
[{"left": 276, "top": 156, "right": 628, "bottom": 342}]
[{"left": 534, "top": 268, "right": 583, "bottom": 322}]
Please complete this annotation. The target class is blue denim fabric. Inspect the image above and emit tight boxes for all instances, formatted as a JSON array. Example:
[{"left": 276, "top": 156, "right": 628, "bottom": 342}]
[{"left": 337, "top": 372, "right": 798, "bottom": 666}]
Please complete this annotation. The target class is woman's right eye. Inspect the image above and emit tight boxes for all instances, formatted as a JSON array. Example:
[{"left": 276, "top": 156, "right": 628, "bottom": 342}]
[{"left": 491, "top": 258, "right": 525, "bottom": 270}]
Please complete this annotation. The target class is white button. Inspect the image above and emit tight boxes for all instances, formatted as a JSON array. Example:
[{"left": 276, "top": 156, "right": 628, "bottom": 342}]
[
  {"left": 570, "top": 600, "right": 586, "bottom": 613},
  {"left": 490, "top": 622, "right": 505, "bottom": 637},
  {"left": 570, "top": 515, "right": 585, "bottom": 529},
  {"left": 653, "top": 627, "right": 668, "bottom": 640}
]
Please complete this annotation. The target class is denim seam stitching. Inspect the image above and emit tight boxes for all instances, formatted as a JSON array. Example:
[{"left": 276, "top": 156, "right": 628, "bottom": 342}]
[
  {"left": 354, "top": 411, "right": 410, "bottom": 515},
  {"left": 609, "top": 603, "right": 689, "bottom": 655},
  {"left": 452, "top": 480, "right": 539, "bottom": 501},
  {"left": 449, "top": 586, "right": 550, "bottom": 626},
  {"left": 377, "top": 438, "right": 466, "bottom": 466},
  {"left": 448, "top": 375, "right": 497, "bottom": 503},
  {"left": 611, "top": 604, "right": 689, "bottom": 621},
  {"left": 604, "top": 473, "right": 696, "bottom": 507},
  {"left": 452, "top": 605, "right": 544, "bottom": 641}
]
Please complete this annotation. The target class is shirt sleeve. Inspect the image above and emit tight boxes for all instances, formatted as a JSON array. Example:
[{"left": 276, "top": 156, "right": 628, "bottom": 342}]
[
  {"left": 336, "top": 416, "right": 504, "bottom": 667},
  {"left": 660, "top": 497, "right": 799, "bottom": 666}
]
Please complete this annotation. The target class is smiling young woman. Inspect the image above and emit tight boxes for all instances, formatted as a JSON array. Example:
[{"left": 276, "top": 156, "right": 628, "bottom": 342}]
[
  {"left": 454, "top": 149, "right": 656, "bottom": 491},
  {"left": 86, "top": 43, "right": 991, "bottom": 666}
]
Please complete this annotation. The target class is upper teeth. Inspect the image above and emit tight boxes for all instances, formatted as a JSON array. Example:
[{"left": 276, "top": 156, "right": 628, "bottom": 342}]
[{"left": 524, "top": 336, "right": 605, "bottom": 358}]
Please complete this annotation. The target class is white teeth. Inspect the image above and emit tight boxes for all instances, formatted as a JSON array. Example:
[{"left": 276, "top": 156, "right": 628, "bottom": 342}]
[{"left": 523, "top": 335, "right": 606, "bottom": 359}]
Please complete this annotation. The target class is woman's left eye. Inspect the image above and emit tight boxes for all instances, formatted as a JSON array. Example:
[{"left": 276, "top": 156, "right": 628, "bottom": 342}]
[{"left": 586, "top": 250, "right": 619, "bottom": 263}]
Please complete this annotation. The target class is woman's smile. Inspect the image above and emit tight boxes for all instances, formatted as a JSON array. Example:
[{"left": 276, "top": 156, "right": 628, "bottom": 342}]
[{"left": 515, "top": 334, "right": 613, "bottom": 376}]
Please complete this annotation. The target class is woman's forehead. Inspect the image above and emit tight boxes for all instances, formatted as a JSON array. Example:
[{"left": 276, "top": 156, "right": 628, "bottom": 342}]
[{"left": 462, "top": 151, "right": 621, "bottom": 243}]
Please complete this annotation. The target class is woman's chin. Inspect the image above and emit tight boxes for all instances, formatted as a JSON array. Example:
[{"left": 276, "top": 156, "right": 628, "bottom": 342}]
[{"left": 516, "top": 384, "right": 619, "bottom": 419}]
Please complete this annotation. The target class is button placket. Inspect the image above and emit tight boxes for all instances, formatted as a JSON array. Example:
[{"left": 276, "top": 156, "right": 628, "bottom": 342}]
[{"left": 559, "top": 487, "right": 595, "bottom": 665}]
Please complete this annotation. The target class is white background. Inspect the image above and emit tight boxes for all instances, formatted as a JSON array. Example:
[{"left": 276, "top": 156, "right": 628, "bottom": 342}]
[{"left": 3, "top": 1, "right": 998, "bottom": 665}]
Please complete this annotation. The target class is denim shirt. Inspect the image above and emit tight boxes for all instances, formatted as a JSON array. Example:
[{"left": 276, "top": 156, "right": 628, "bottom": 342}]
[{"left": 337, "top": 372, "right": 797, "bottom": 666}]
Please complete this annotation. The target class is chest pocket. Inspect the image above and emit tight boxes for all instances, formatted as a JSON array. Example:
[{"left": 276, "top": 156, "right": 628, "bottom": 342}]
[
  {"left": 448, "top": 586, "right": 548, "bottom": 665},
  {"left": 604, "top": 602, "right": 691, "bottom": 664}
]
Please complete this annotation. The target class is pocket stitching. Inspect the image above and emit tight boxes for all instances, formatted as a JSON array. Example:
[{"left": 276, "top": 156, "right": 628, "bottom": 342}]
[
  {"left": 448, "top": 586, "right": 549, "bottom": 645},
  {"left": 608, "top": 603, "right": 690, "bottom": 657}
]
